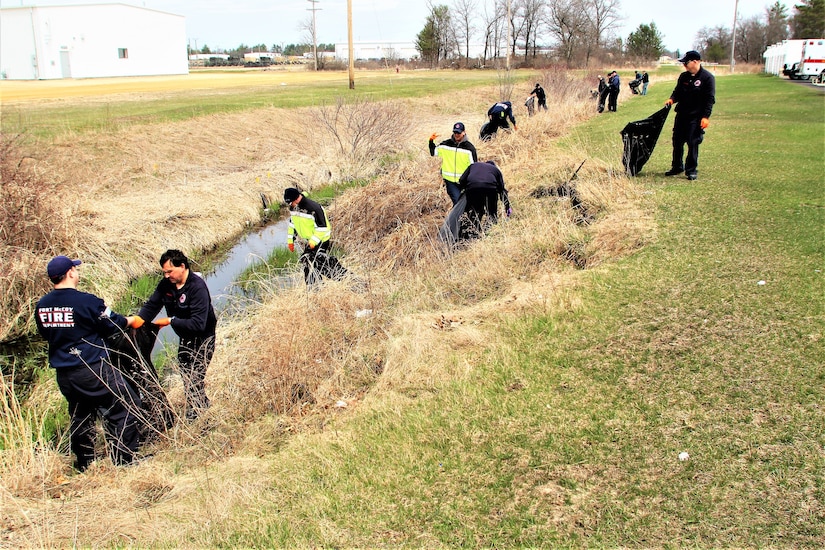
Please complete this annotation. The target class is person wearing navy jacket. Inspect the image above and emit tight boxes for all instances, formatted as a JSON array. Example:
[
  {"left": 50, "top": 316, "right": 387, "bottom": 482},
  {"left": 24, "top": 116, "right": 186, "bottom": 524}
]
[
  {"left": 458, "top": 160, "right": 512, "bottom": 237},
  {"left": 664, "top": 50, "right": 716, "bottom": 180},
  {"left": 35, "top": 255, "right": 143, "bottom": 471},
  {"left": 139, "top": 249, "right": 217, "bottom": 421}
]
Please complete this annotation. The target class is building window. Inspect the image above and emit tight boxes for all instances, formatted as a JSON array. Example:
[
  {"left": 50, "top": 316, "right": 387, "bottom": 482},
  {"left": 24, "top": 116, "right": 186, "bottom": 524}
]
[{"left": 118, "top": 48, "right": 128, "bottom": 59}]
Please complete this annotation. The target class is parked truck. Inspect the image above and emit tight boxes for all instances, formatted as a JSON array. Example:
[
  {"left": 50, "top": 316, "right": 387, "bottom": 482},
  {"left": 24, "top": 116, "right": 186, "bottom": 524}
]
[{"left": 796, "top": 39, "right": 825, "bottom": 80}]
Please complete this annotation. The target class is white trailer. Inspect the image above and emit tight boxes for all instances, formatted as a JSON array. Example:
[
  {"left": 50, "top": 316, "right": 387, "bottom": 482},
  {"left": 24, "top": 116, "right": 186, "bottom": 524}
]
[{"left": 763, "top": 39, "right": 805, "bottom": 76}]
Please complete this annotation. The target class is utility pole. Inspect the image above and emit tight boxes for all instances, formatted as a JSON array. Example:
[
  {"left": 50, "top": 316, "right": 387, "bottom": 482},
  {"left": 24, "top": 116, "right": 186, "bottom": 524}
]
[
  {"left": 347, "top": 0, "right": 354, "bottom": 88},
  {"left": 506, "top": 0, "right": 511, "bottom": 71},
  {"left": 730, "top": 0, "right": 739, "bottom": 73},
  {"left": 307, "top": 0, "right": 320, "bottom": 71}
]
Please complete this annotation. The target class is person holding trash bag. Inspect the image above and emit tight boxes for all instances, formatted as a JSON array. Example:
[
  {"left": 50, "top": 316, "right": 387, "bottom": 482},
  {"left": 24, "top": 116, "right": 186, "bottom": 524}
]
[
  {"left": 530, "top": 83, "right": 547, "bottom": 111},
  {"left": 664, "top": 50, "right": 716, "bottom": 181},
  {"left": 139, "top": 249, "right": 217, "bottom": 422},
  {"left": 457, "top": 160, "right": 512, "bottom": 238},
  {"left": 429, "top": 122, "right": 478, "bottom": 205},
  {"left": 284, "top": 188, "right": 350, "bottom": 286},
  {"left": 35, "top": 255, "right": 144, "bottom": 472}
]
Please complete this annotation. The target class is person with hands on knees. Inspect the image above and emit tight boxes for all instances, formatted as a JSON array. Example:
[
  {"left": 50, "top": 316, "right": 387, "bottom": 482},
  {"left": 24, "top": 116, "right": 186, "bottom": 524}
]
[
  {"left": 429, "top": 122, "right": 478, "bottom": 205},
  {"left": 284, "top": 187, "right": 350, "bottom": 287},
  {"left": 664, "top": 50, "right": 716, "bottom": 181},
  {"left": 35, "top": 255, "right": 143, "bottom": 472},
  {"left": 139, "top": 249, "right": 217, "bottom": 421}
]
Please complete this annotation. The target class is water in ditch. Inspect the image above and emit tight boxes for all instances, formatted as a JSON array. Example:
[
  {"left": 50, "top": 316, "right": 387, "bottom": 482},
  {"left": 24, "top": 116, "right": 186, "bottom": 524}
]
[{"left": 151, "top": 217, "right": 293, "bottom": 356}]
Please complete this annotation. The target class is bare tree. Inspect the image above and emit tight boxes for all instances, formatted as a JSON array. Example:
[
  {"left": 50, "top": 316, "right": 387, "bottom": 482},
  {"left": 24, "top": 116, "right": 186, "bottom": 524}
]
[
  {"left": 544, "top": 0, "right": 588, "bottom": 67},
  {"left": 581, "top": 0, "right": 621, "bottom": 66},
  {"left": 453, "top": 0, "right": 478, "bottom": 67},
  {"left": 480, "top": 0, "right": 507, "bottom": 66},
  {"left": 514, "top": 0, "right": 546, "bottom": 61}
]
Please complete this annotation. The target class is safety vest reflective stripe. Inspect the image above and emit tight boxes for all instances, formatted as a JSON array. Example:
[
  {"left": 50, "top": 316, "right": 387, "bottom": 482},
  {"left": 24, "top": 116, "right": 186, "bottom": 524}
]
[
  {"left": 435, "top": 145, "right": 474, "bottom": 183},
  {"left": 287, "top": 210, "right": 331, "bottom": 245}
]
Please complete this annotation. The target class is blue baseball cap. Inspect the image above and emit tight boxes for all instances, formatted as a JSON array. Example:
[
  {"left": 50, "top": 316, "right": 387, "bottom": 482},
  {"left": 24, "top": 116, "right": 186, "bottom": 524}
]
[{"left": 47, "top": 255, "right": 81, "bottom": 278}]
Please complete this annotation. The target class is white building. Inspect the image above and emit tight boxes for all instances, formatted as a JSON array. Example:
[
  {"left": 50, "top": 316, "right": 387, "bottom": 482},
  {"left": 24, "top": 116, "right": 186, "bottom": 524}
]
[{"left": 0, "top": 3, "right": 187, "bottom": 80}]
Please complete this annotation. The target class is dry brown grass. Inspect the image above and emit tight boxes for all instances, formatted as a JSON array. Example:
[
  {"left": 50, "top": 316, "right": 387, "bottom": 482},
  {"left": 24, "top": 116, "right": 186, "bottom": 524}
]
[{"left": 1, "top": 72, "right": 657, "bottom": 546}]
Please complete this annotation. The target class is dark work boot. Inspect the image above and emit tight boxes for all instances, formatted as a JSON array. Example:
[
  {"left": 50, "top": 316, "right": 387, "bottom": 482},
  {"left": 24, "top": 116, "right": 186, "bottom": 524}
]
[{"left": 665, "top": 168, "right": 684, "bottom": 176}]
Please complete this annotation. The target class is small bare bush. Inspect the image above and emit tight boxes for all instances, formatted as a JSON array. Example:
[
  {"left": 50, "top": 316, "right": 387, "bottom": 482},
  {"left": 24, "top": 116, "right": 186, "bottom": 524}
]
[
  {"left": 309, "top": 96, "right": 413, "bottom": 179},
  {"left": 0, "top": 135, "right": 75, "bottom": 341}
]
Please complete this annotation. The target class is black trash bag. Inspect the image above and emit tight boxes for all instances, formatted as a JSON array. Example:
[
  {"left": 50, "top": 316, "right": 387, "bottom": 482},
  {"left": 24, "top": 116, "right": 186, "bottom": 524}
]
[
  {"left": 438, "top": 193, "right": 469, "bottom": 248},
  {"left": 620, "top": 106, "right": 671, "bottom": 176},
  {"left": 107, "top": 323, "right": 175, "bottom": 440},
  {"left": 479, "top": 121, "right": 495, "bottom": 142}
]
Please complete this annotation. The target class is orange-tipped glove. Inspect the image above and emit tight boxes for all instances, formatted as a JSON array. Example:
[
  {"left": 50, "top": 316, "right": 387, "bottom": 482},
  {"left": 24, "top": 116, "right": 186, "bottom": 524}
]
[
  {"left": 153, "top": 317, "right": 172, "bottom": 327},
  {"left": 288, "top": 243, "right": 295, "bottom": 252},
  {"left": 127, "top": 315, "right": 144, "bottom": 329},
  {"left": 700, "top": 117, "right": 709, "bottom": 129},
  {"left": 513, "top": 124, "right": 518, "bottom": 131},
  {"left": 665, "top": 98, "right": 674, "bottom": 107},
  {"left": 307, "top": 241, "right": 316, "bottom": 250},
  {"left": 429, "top": 133, "right": 438, "bottom": 142}
]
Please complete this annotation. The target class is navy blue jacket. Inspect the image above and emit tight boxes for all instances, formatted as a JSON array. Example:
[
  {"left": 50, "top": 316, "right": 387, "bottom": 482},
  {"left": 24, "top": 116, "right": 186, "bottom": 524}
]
[
  {"left": 670, "top": 66, "right": 716, "bottom": 119},
  {"left": 36, "top": 288, "right": 128, "bottom": 369},
  {"left": 139, "top": 271, "right": 217, "bottom": 340}
]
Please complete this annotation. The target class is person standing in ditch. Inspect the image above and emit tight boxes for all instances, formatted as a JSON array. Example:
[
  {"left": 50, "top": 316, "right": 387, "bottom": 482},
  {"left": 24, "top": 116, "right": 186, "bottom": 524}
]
[
  {"left": 139, "top": 249, "right": 217, "bottom": 421},
  {"left": 457, "top": 160, "right": 512, "bottom": 238},
  {"left": 428, "top": 122, "right": 478, "bottom": 205},
  {"left": 35, "top": 255, "right": 144, "bottom": 472},
  {"left": 664, "top": 50, "right": 716, "bottom": 181},
  {"left": 284, "top": 187, "right": 350, "bottom": 286}
]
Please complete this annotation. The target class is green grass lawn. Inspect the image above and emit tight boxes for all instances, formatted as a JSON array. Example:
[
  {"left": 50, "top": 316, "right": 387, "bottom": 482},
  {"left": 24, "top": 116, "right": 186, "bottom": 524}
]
[{"left": 192, "top": 74, "right": 824, "bottom": 547}]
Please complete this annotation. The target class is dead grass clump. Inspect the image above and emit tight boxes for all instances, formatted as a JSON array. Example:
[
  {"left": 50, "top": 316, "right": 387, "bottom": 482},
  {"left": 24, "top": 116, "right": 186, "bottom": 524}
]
[
  {"left": 0, "top": 134, "right": 76, "bottom": 341},
  {"left": 330, "top": 157, "right": 449, "bottom": 272},
  {"left": 208, "top": 283, "right": 384, "bottom": 425}
]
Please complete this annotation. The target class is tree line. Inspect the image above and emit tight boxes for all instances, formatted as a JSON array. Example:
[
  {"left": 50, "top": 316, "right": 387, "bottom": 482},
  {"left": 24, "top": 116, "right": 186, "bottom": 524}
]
[
  {"left": 190, "top": 43, "right": 336, "bottom": 57},
  {"left": 415, "top": 0, "right": 825, "bottom": 68}
]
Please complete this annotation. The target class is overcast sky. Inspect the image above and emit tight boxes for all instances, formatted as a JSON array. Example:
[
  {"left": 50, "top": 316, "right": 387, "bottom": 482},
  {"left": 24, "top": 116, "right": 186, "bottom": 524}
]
[{"left": 12, "top": 0, "right": 788, "bottom": 54}]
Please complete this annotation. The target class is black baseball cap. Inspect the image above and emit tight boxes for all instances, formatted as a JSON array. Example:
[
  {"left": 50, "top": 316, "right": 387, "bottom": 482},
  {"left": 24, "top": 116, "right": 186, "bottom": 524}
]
[
  {"left": 452, "top": 122, "right": 465, "bottom": 133},
  {"left": 678, "top": 50, "right": 701, "bottom": 63}
]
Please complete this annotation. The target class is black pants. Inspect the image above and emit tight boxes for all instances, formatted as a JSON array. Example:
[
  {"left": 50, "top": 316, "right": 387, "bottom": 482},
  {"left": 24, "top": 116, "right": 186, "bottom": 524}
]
[
  {"left": 671, "top": 115, "right": 704, "bottom": 176},
  {"left": 300, "top": 240, "right": 348, "bottom": 286},
  {"left": 55, "top": 361, "right": 141, "bottom": 471},
  {"left": 178, "top": 334, "right": 215, "bottom": 420},
  {"left": 598, "top": 88, "right": 609, "bottom": 112},
  {"left": 608, "top": 88, "right": 619, "bottom": 111},
  {"left": 464, "top": 188, "right": 499, "bottom": 238}
]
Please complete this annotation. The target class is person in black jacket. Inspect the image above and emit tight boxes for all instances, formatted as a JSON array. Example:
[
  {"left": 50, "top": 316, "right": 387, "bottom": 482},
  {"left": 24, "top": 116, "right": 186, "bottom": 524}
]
[
  {"left": 457, "top": 160, "right": 512, "bottom": 238},
  {"left": 139, "top": 249, "right": 217, "bottom": 421},
  {"left": 664, "top": 50, "right": 716, "bottom": 180},
  {"left": 530, "top": 83, "right": 547, "bottom": 111},
  {"left": 35, "top": 255, "right": 144, "bottom": 471},
  {"left": 607, "top": 71, "right": 620, "bottom": 112}
]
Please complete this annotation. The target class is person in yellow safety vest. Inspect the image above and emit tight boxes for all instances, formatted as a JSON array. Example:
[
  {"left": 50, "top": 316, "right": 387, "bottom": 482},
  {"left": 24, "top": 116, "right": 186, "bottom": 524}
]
[
  {"left": 284, "top": 188, "right": 349, "bottom": 286},
  {"left": 428, "top": 122, "right": 478, "bottom": 205}
]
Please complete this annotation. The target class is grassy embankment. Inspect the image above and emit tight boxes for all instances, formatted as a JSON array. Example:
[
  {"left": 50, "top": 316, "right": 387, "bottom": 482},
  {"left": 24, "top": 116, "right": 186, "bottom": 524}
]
[
  {"left": 198, "top": 75, "right": 824, "bottom": 546},
  {"left": 2, "top": 70, "right": 822, "bottom": 547}
]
